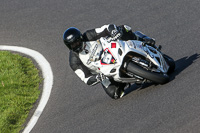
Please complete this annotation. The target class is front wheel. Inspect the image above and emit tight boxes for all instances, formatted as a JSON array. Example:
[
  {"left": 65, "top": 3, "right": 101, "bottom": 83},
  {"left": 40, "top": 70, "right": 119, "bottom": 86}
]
[
  {"left": 126, "top": 62, "right": 170, "bottom": 84},
  {"left": 163, "top": 54, "right": 175, "bottom": 74}
]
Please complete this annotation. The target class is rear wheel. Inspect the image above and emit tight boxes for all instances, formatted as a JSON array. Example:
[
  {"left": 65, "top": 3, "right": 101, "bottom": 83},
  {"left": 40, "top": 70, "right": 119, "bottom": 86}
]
[{"left": 126, "top": 62, "right": 170, "bottom": 84}]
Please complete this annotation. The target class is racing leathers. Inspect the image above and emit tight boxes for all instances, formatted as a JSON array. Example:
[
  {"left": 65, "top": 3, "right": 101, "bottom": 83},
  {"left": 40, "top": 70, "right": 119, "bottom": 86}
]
[{"left": 69, "top": 24, "right": 155, "bottom": 99}]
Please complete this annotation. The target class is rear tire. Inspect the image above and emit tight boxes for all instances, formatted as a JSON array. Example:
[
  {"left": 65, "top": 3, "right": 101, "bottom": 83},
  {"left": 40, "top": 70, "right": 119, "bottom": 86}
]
[{"left": 127, "top": 62, "right": 169, "bottom": 84}]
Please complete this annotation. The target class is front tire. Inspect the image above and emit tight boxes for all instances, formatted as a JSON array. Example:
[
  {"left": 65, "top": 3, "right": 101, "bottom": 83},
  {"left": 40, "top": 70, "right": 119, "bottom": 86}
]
[
  {"left": 163, "top": 54, "right": 175, "bottom": 74},
  {"left": 126, "top": 62, "right": 169, "bottom": 84}
]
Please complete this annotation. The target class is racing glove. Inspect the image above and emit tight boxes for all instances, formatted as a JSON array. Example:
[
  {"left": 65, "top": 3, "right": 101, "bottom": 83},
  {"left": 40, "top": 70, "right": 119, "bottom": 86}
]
[{"left": 107, "top": 24, "right": 122, "bottom": 41}]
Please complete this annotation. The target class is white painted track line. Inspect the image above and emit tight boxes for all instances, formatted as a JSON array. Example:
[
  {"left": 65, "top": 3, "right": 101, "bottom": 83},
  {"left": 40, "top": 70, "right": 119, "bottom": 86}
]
[{"left": 0, "top": 46, "right": 53, "bottom": 133}]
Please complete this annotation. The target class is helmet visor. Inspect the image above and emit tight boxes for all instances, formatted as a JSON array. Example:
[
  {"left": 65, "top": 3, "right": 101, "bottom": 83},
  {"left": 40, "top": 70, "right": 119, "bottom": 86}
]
[{"left": 71, "top": 39, "right": 83, "bottom": 52}]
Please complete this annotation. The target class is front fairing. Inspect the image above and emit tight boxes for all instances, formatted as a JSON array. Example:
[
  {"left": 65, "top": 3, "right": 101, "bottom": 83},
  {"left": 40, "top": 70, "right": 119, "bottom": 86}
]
[
  {"left": 142, "top": 45, "right": 169, "bottom": 73},
  {"left": 93, "top": 38, "right": 169, "bottom": 75}
]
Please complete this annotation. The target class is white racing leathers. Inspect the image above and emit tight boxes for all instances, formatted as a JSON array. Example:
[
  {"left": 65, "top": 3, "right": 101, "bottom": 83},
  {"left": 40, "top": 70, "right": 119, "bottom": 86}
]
[
  {"left": 69, "top": 41, "right": 103, "bottom": 86},
  {"left": 79, "top": 41, "right": 103, "bottom": 73},
  {"left": 69, "top": 24, "right": 128, "bottom": 86},
  {"left": 69, "top": 24, "right": 143, "bottom": 86}
]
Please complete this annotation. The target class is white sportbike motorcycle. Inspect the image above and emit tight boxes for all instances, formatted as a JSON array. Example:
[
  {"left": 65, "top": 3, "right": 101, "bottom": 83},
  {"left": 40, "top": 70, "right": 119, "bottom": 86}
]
[{"left": 80, "top": 37, "right": 175, "bottom": 86}]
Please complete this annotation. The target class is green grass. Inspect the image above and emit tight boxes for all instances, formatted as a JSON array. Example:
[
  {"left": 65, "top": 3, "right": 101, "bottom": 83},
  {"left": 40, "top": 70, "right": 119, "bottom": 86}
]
[{"left": 0, "top": 51, "right": 42, "bottom": 133}]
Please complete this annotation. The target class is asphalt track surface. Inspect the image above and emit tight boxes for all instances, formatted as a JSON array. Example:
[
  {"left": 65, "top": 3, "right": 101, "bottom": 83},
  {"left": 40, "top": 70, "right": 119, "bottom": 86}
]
[{"left": 1, "top": 0, "right": 200, "bottom": 133}]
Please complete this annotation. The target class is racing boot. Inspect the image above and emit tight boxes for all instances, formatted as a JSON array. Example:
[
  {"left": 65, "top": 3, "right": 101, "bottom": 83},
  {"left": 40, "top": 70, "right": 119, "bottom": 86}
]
[
  {"left": 114, "top": 83, "right": 127, "bottom": 99},
  {"left": 114, "top": 87, "right": 125, "bottom": 99}
]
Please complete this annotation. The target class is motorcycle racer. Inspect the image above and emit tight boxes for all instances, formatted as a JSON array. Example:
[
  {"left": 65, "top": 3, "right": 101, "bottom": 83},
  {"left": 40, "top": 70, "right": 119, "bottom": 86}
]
[{"left": 63, "top": 24, "right": 155, "bottom": 99}]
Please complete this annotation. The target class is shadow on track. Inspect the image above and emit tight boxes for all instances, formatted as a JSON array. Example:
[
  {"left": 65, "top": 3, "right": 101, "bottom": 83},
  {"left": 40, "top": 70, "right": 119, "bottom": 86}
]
[
  {"left": 124, "top": 53, "right": 200, "bottom": 96},
  {"left": 170, "top": 53, "right": 200, "bottom": 80}
]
